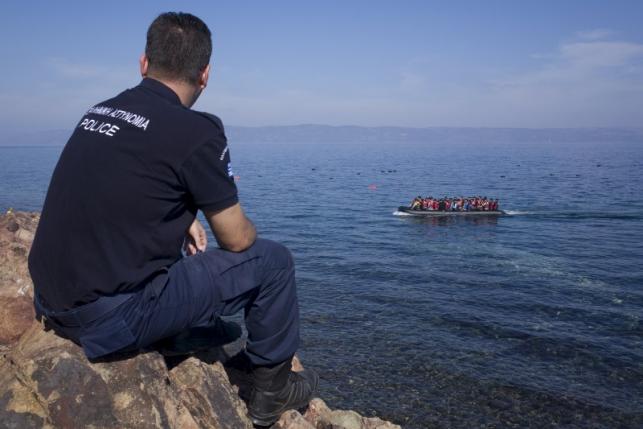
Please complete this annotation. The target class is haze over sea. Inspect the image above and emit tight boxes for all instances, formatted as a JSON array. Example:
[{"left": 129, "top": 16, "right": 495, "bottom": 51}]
[{"left": 1, "top": 135, "right": 642, "bottom": 428}]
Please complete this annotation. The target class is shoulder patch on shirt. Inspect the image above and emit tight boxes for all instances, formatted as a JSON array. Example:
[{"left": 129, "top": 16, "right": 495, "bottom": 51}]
[{"left": 219, "top": 146, "right": 229, "bottom": 161}]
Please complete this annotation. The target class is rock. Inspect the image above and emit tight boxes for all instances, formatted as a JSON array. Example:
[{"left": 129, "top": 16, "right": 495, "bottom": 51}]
[
  {"left": 303, "top": 397, "right": 333, "bottom": 425},
  {"left": 0, "top": 297, "right": 34, "bottom": 347},
  {"left": 170, "top": 355, "right": 251, "bottom": 428},
  {"left": 302, "top": 398, "right": 401, "bottom": 429},
  {"left": 1, "top": 322, "right": 252, "bottom": 429},
  {"left": 0, "top": 211, "right": 39, "bottom": 347},
  {"left": 277, "top": 404, "right": 402, "bottom": 429},
  {"left": 274, "top": 410, "right": 315, "bottom": 429},
  {"left": 5, "top": 221, "right": 19, "bottom": 233},
  {"left": 0, "top": 212, "right": 401, "bottom": 428}
]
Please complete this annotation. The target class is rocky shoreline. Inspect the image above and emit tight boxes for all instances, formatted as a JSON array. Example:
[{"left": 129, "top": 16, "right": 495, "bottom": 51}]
[{"left": 0, "top": 211, "right": 400, "bottom": 429}]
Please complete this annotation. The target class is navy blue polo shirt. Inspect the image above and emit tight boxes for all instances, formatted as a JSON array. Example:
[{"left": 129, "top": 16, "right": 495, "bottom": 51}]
[{"left": 28, "top": 78, "right": 238, "bottom": 311}]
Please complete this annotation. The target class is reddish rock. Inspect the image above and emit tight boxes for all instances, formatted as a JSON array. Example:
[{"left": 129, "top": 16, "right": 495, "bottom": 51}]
[
  {"left": 1, "top": 322, "right": 252, "bottom": 428},
  {"left": 274, "top": 409, "right": 316, "bottom": 429},
  {"left": 0, "top": 295, "right": 34, "bottom": 347},
  {"left": 275, "top": 399, "right": 402, "bottom": 429},
  {"left": 0, "top": 211, "right": 39, "bottom": 348},
  {"left": 303, "top": 398, "right": 401, "bottom": 429}
]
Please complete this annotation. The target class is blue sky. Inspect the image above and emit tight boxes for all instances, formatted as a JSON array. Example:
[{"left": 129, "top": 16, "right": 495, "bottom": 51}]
[{"left": 2, "top": 0, "right": 643, "bottom": 136}]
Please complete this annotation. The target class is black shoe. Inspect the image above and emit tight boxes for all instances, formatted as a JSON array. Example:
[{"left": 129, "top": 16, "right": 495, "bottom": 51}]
[
  {"left": 248, "top": 360, "right": 319, "bottom": 427},
  {"left": 156, "top": 318, "right": 242, "bottom": 356}
]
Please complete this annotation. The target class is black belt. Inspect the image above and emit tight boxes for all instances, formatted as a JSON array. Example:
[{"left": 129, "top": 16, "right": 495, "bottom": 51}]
[{"left": 34, "top": 292, "right": 136, "bottom": 328}]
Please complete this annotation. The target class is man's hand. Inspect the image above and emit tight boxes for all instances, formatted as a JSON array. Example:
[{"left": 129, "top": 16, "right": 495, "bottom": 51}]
[{"left": 184, "top": 218, "right": 208, "bottom": 255}]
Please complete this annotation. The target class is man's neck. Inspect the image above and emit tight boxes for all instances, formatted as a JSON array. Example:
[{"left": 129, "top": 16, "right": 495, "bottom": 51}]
[{"left": 148, "top": 76, "right": 200, "bottom": 108}]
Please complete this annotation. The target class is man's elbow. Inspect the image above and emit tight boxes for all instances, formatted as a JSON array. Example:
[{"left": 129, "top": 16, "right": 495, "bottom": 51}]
[
  {"left": 205, "top": 203, "right": 257, "bottom": 252},
  {"left": 221, "top": 237, "right": 254, "bottom": 252},
  {"left": 218, "top": 227, "right": 257, "bottom": 252}
]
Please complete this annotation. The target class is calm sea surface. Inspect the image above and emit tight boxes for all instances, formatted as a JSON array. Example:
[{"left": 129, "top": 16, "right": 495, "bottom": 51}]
[{"left": 1, "top": 141, "right": 642, "bottom": 428}]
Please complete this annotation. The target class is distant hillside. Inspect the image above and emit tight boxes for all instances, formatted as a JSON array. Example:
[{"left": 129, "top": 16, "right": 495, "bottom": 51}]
[
  {"left": 2, "top": 125, "right": 643, "bottom": 146},
  {"left": 225, "top": 125, "right": 643, "bottom": 144}
]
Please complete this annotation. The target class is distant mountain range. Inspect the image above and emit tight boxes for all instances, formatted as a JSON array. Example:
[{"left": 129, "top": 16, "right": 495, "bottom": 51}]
[
  {"left": 226, "top": 125, "right": 643, "bottom": 144},
  {"left": 2, "top": 125, "right": 643, "bottom": 146}
]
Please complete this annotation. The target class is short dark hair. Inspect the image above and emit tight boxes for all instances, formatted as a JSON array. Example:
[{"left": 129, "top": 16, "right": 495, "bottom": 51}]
[{"left": 145, "top": 12, "right": 212, "bottom": 84}]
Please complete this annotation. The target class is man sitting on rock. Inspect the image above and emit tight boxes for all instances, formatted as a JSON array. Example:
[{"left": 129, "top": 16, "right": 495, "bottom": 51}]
[{"left": 27, "top": 11, "right": 317, "bottom": 427}]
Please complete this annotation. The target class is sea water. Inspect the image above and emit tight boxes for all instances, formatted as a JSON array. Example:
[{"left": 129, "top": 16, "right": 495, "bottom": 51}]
[{"left": 1, "top": 140, "right": 642, "bottom": 428}]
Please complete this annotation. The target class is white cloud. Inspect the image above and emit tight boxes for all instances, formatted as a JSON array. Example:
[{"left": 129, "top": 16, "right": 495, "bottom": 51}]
[
  {"left": 560, "top": 41, "right": 643, "bottom": 69},
  {"left": 576, "top": 29, "right": 613, "bottom": 41},
  {"left": 496, "top": 38, "right": 643, "bottom": 89},
  {"left": 466, "top": 32, "right": 643, "bottom": 127}
]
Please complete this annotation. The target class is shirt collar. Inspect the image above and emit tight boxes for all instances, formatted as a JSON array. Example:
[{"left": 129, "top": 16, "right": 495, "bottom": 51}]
[{"left": 138, "top": 78, "right": 182, "bottom": 105}]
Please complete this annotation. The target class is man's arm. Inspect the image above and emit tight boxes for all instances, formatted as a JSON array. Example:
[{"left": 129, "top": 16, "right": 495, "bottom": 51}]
[{"left": 204, "top": 202, "right": 257, "bottom": 252}]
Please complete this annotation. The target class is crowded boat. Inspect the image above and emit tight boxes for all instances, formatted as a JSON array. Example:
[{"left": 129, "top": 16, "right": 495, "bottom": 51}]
[{"left": 406, "top": 195, "right": 501, "bottom": 212}]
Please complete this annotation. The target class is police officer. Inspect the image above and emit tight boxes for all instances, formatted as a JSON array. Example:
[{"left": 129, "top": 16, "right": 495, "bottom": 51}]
[{"left": 28, "top": 12, "right": 317, "bottom": 426}]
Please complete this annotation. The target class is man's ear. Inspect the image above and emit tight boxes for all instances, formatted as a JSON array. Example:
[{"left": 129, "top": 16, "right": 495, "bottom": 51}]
[
  {"left": 139, "top": 54, "right": 149, "bottom": 77},
  {"left": 199, "top": 64, "right": 210, "bottom": 89}
]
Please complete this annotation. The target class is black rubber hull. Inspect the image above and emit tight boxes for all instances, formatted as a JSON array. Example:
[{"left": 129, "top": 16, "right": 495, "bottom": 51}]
[{"left": 397, "top": 206, "right": 505, "bottom": 216}]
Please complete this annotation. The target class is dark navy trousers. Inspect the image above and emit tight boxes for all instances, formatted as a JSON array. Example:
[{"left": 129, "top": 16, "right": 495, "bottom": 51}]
[{"left": 39, "top": 239, "right": 300, "bottom": 366}]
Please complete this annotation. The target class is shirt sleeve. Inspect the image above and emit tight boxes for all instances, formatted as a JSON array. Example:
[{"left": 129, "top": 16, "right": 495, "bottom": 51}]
[{"left": 179, "top": 134, "right": 238, "bottom": 213}]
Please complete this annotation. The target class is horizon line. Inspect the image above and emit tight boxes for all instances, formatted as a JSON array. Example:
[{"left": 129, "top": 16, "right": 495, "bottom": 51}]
[{"left": 3, "top": 124, "right": 643, "bottom": 135}]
